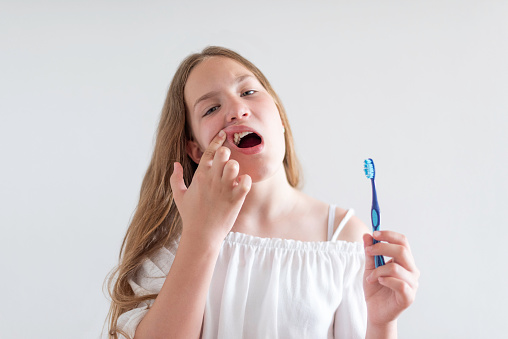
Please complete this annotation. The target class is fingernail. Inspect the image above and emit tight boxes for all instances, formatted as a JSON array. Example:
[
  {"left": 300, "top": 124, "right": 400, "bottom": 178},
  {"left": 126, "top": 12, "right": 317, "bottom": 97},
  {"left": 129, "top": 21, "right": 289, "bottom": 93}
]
[
  {"left": 374, "top": 231, "right": 381, "bottom": 237},
  {"left": 219, "top": 130, "right": 225, "bottom": 138}
]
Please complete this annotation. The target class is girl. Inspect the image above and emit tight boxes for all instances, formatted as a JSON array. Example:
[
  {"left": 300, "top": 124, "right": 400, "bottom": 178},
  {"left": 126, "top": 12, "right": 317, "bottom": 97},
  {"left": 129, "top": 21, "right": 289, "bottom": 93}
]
[{"left": 106, "top": 46, "right": 419, "bottom": 339}]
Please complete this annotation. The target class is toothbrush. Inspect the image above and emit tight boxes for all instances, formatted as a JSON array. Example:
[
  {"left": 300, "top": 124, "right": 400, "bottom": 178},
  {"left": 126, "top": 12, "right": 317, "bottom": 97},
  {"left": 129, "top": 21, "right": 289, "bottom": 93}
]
[{"left": 364, "top": 158, "right": 385, "bottom": 268}]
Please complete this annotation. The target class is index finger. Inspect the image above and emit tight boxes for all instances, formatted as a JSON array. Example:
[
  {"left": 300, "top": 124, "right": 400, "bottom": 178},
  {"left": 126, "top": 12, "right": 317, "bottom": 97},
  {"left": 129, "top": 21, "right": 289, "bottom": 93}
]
[
  {"left": 199, "top": 130, "right": 226, "bottom": 167},
  {"left": 373, "top": 230, "right": 410, "bottom": 250}
]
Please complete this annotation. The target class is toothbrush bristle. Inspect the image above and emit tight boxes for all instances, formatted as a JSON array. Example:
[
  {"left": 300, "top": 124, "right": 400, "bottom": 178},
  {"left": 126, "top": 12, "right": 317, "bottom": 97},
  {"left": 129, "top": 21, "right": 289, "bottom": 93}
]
[{"left": 364, "top": 158, "right": 375, "bottom": 179}]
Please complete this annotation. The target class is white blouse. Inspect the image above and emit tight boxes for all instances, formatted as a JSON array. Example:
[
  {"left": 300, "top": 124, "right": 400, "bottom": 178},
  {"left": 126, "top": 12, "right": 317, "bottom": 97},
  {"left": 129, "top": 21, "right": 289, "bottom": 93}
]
[{"left": 117, "top": 206, "right": 367, "bottom": 339}]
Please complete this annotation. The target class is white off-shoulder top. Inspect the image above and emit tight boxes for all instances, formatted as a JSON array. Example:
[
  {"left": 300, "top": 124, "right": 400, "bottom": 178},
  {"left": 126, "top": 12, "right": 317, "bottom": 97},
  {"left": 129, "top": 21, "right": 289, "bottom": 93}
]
[{"left": 117, "top": 205, "right": 367, "bottom": 339}]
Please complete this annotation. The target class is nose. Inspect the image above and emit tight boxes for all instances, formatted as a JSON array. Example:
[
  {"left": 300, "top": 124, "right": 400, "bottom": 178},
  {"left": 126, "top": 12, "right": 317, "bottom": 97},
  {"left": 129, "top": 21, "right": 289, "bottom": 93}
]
[{"left": 225, "top": 96, "right": 250, "bottom": 122}]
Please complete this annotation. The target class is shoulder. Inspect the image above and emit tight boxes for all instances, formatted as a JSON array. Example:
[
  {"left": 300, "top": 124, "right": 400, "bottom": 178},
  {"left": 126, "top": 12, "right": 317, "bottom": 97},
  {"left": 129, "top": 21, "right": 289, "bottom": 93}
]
[
  {"left": 333, "top": 206, "right": 371, "bottom": 243},
  {"left": 136, "top": 241, "right": 179, "bottom": 278}
]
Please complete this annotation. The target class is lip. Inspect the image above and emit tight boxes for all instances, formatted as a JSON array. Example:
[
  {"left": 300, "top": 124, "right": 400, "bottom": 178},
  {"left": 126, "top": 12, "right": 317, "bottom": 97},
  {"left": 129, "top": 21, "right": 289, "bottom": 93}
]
[{"left": 223, "top": 125, "right": 264, "bottom": 155}]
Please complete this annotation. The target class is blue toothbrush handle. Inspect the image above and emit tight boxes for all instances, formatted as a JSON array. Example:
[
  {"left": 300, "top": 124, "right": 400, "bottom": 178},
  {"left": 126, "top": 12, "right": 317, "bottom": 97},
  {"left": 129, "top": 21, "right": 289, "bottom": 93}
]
[{"left": 371, "top": 181, "right": 385, "bottom": 268}]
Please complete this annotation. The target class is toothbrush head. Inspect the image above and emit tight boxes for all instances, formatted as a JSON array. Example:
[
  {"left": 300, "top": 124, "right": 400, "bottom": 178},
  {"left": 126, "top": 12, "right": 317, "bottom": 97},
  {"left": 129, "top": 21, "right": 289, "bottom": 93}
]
[{"left": 364, "top": 158, "right": 376, "bottom": 179}]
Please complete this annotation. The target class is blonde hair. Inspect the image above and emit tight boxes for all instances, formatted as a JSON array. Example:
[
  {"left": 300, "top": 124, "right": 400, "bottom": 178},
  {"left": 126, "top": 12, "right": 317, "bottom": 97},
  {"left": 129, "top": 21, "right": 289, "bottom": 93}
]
[{"left": 105, "top": 46, "right": 302, "bottom": 338}]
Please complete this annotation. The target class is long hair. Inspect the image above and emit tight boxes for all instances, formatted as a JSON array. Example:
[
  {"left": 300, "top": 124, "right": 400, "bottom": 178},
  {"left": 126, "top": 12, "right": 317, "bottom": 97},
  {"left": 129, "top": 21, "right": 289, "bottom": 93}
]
[{"left": 105, "top": 46, "right": 302, "bottom": 338}]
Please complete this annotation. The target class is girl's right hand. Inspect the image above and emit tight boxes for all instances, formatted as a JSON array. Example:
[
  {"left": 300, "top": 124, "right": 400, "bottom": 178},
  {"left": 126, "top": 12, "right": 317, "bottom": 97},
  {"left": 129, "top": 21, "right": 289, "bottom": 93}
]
[{"left": 170, "top": 130, "right": 252, "bottom": 244}]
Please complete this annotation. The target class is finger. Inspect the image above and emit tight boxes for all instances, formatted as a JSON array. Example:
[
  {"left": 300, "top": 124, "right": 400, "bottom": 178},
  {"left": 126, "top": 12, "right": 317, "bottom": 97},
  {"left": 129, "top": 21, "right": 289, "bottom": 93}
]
[
  {"left": 366, "top": 242, "right": 417, "bottom": 272},
  {"left": 363, "top": 233, "right": 376, "bottom": 272},
  {"left": 377, "top": 277, "right": 415, "bottom": 310},
  {"left": 365, "top": 262, "right": 418, "bottom": 289},
  {"left": 373, "top": 230, "right": 410, "bottom": 250},
  {"left": 232, "top": 174, "right": 252, "bottom": 200},
  {"left": 170, "top": 162, "right": 187, "bottom": 204},
  {"left": 211, "top": 146, "right": 231, "bottom": 178},
  {"left": 222, "top": 159, "right": 240, "bottom": 186},
  {"left": 198, "top": 130, "right": 227, "bottom": 168}
]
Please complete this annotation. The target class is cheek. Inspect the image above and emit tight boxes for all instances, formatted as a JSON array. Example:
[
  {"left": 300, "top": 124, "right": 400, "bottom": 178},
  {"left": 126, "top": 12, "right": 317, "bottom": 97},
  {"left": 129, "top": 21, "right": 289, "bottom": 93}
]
[
  {"left": 189, "top": 123, "right": 207, "bottom": 152},
  {"left": 267, "top": 104, "right": 284, "bottom": 129},
  {"left": 196, "top": 123, "right": 222, "bottom": 151}
]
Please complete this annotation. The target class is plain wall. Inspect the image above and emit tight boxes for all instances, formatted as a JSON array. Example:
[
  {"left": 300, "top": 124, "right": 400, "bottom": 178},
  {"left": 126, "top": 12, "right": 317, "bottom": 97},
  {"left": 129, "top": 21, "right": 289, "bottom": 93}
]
[{"left": 1, "top": 1, "right": 507, "bottom": 338}]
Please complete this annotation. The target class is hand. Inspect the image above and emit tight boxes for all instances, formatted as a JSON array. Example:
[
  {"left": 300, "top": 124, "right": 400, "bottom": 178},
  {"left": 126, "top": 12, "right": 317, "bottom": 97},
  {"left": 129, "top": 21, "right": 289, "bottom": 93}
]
[
  {"left": 170, "top": 130, "right": 252, "bottom": 244},
  {"left": 363, "top": 231, "right": 420, "bottom": 328}
]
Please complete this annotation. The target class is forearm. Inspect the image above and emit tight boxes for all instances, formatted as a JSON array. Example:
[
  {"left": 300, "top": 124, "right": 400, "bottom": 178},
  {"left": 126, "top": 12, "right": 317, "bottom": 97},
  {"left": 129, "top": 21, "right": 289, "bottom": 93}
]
[
  {"left": 365, "top": 320, "right": 397, "bottom": 339},
  {"left": 134, "top": 231, "right": 222, "bottom": 339}
]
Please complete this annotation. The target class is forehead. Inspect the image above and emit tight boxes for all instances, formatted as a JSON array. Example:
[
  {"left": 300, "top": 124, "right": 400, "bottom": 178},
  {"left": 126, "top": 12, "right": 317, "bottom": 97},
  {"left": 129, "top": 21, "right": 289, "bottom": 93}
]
[{"left": 184, "top": 56, "right": 256, "bottom": 104}]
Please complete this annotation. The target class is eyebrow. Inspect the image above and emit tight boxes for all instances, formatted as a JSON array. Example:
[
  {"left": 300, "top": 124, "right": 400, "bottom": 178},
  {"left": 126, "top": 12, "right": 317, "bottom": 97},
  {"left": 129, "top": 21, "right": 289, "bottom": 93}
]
[{"left": 193, "top": 74, "right": 255, "bottom": 112}]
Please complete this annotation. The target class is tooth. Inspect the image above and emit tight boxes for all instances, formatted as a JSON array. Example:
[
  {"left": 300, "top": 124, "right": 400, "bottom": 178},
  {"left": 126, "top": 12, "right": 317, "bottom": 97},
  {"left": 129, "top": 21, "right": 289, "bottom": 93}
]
[{"left": 234, "top": 132, "right": 253, "bottom": 145}]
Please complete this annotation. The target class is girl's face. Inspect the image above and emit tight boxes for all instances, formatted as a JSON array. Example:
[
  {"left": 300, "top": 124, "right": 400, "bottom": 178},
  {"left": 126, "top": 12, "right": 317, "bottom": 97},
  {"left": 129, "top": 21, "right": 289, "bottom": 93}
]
[{"left": 184, "top": 56, "right": 286, "bottom": 182}]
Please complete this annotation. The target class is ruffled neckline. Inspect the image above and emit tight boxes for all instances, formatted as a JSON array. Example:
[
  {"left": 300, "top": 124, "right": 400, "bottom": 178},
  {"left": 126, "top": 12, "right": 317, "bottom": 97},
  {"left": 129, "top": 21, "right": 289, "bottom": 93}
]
[{"left": 225, "top": 231, "right": 364, "bottom": 253}]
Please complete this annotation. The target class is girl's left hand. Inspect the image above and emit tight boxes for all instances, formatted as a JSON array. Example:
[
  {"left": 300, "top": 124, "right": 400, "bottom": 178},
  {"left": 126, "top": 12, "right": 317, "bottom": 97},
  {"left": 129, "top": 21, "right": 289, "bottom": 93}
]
[{"left": 363, "top": 230, "right": 420, "bottom": 327}]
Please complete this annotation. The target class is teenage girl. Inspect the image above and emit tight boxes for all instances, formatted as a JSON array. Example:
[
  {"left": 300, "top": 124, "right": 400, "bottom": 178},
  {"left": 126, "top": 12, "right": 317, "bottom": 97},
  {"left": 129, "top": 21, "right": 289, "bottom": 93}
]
[{"left": 106, "top": 46, "right": 419, "bottom": 339}]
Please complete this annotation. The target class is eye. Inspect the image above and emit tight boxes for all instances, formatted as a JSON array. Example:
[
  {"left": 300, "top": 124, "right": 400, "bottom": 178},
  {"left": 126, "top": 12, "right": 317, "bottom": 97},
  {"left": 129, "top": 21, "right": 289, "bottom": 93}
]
[
  {"left": 204, "top": 106, "right": 219, "bottom": 117},
  {"left": 241, "top": 90, "right": 256, "bottom": 97}
]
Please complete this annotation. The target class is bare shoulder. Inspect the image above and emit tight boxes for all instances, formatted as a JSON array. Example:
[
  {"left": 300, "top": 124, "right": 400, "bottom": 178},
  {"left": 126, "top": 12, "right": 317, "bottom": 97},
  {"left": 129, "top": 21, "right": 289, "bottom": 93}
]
[{"left": 334, "top": 206, "right": 371, "bottom": 243}]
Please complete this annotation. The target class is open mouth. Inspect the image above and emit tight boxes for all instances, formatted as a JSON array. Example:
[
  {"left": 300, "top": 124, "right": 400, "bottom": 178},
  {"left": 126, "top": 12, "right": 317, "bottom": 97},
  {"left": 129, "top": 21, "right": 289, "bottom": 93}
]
[{"left": 233, "top": 131, "right": 262, "bottom": 148}]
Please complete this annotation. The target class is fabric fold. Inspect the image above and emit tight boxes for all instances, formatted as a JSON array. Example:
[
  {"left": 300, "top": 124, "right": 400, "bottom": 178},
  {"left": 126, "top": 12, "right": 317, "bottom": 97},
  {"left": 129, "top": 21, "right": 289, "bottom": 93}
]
[{"left": 117, "top": 211, "right": 367, "bottom": 339}]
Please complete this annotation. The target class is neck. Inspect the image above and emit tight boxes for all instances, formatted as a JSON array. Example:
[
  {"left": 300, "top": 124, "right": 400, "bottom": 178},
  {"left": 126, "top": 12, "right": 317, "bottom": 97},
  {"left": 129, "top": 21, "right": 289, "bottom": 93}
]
[{"left": 232, "top": 165, "right": 301, "bottom": 233}]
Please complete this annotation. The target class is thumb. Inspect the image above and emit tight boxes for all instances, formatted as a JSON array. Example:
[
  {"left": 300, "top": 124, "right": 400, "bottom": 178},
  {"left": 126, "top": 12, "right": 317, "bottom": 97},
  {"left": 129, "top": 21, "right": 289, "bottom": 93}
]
[
  {"left": 170, "top": 162, "right": 187, "bottom": 204},
  {"left": 363, "top": 233, "right": 376, "bottom": 272}
]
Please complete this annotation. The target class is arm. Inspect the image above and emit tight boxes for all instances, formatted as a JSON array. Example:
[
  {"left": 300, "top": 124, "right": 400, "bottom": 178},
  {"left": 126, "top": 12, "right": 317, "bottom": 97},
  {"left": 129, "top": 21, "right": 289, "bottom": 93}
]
[
  {"left": 134, "top": 233, "right": 222, "bottom": 339},
  {"left": 366, "top": 321, "right": 397, "bottom": 339},
  {"left": 134, "top": 130, "right": 251, "bottom": 339}
]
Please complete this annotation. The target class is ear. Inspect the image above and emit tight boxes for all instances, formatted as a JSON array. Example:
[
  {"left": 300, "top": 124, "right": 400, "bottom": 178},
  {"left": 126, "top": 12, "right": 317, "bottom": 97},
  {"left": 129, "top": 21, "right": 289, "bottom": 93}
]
[{"left": 186, "top": 139, "right": 204, "bottom": 164}]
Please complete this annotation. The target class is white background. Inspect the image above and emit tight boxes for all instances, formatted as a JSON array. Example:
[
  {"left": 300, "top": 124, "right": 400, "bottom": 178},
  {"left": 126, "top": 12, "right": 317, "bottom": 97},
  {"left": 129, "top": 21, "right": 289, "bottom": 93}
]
[{"left": 1, "top": 1, "right": 507, "bottom": 338}]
